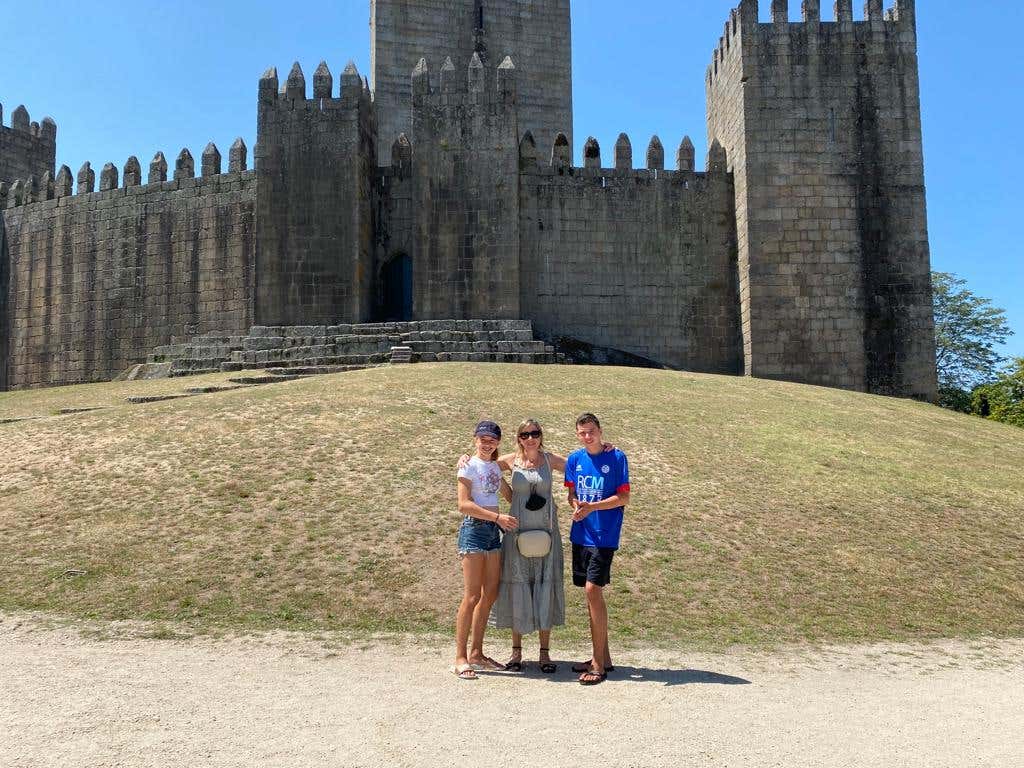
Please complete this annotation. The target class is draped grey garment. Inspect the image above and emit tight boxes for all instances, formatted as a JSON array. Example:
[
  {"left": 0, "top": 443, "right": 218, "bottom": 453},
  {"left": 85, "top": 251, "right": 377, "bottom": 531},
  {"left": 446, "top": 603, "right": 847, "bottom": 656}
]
[{"left": 491, "top": 453, "right": 566, "bottom": 633}]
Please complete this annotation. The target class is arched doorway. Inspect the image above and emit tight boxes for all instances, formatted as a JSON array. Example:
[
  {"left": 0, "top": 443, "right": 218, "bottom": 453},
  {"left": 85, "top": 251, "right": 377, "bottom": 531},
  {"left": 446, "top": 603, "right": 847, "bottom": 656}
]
[{"left": 381, "top": 253, "right": 413, "bottom": 321}]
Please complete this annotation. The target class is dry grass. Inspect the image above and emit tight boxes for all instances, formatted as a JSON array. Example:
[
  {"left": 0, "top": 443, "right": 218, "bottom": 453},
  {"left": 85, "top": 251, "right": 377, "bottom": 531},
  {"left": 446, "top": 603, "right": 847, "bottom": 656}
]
[{"left": 1, "top": 364, "right": 1023, "bottom": 648}]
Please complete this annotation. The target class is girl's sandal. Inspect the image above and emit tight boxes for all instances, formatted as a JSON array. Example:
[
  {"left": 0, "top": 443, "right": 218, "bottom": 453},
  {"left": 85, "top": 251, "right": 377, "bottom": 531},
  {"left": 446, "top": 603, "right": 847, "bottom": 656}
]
[
  {"left": 538, "top": 647, "right": 557, "bottom": 674},
  {"left": 451, "top": 664, "right": 478, "bottom": 680}
]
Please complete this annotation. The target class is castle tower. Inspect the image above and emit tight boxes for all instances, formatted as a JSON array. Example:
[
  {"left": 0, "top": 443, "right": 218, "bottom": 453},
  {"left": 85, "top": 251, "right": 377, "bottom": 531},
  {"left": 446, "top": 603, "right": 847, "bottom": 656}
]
[
  {"left": 404, "top": 53, "right": 522, "bottom": 320},
  {"left": 370, "top": 0, "right": 572, "bottom": 164},
  {"left": 706, "top": 0, "right": 936, "bottom": 400},
  {"left": 253, "top": 61, "right": 378, "bottom": 325}
]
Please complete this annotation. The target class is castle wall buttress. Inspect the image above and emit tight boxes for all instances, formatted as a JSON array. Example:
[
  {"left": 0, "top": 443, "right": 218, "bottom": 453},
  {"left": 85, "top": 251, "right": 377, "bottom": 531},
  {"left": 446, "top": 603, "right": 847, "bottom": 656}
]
[
  {"left": 707, "top": 0, "right": 936, "bottom": 401},
  {"left": 254, "top": 62, "right": 377, "bottom": 326},
  {"left": 371, "top": 0, "right": 571, "bottom": 166}
]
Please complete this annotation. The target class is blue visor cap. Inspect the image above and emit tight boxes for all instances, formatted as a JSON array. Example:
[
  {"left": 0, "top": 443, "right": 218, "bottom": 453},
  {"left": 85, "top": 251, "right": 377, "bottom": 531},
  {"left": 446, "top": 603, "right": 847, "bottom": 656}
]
[{"left": 474, "top": 420, "right": 502, "bottom": 440}]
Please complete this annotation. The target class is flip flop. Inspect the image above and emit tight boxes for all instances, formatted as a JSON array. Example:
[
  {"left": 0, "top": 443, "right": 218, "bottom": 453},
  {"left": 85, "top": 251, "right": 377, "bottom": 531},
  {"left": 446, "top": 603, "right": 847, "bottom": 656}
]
[
  {"left": 469, "top": 656, "right": 505, "bottom": 672},
  {"left": 451, "top": 664, "right": 478, "bottom": 680},
  {"left": 579, "top": 670, "right": 607, "bottom": 685},
  {"left": 571, "top": 660, "right": 615, "bottom": 673}
]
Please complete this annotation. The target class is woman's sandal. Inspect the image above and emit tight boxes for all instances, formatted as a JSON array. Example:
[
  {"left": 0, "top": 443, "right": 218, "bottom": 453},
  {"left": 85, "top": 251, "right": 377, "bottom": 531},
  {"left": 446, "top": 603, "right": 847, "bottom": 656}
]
[
  {"left": 571, "top": 660, "right": 615, "bottom": 673},
  {"left": 504, "top": 646, "right": 524, "bottom": 672},
  {"left": 538, "top": 647, "right": 557, "bottom": 674},
  {"left": 451, "top": 664, "right": 478, "bottom": 680}
]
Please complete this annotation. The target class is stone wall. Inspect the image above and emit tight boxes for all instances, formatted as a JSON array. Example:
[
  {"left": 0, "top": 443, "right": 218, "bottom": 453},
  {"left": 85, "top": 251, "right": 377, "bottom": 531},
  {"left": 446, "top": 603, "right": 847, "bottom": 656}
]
[
  {"left": 706, "top": 0, "right": 936, "bottom": 400},
  {"left": 0, "top": 210, "right": 9, "bottom": 391},
  {"left": 405, "top": 54, "right": 522, "bottom": 320},
  {"left": 1, "top": 167, "right": 255, "bottom": 389},
  {"left": 371, "top": 0, "right": 572, "bottom": 165},
  {"left": 519, "top": 133, "right": 741, "bottom": 373},
  {"left": 0, "top": 104, "right": 56, "bottom": 187},
  {"left": 254, "top": 61, "right": 377, "bottom": 326}
]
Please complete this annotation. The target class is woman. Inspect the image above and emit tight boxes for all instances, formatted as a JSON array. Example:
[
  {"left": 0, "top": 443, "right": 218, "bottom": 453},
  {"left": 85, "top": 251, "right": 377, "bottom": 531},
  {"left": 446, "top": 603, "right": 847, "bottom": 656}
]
[
  {"left": 491, "top": 420, "right": 568, "bottom": 674},
  {"left": 453, "top": 420, "right": 518, "bottom": 680}
]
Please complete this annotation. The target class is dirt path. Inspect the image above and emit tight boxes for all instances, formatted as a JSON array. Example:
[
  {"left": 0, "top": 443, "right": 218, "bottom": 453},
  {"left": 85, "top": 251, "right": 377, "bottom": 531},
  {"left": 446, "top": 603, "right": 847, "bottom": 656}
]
[{"left": 2, "top": 615, "right": 1022, "bottom": 768}]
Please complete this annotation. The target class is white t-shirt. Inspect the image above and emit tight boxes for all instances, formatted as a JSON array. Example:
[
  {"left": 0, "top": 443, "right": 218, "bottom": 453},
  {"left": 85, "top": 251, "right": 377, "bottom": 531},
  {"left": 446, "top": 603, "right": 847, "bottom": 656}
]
[{"left": 457, "top": 456, "right": 502, "bottom": 508}]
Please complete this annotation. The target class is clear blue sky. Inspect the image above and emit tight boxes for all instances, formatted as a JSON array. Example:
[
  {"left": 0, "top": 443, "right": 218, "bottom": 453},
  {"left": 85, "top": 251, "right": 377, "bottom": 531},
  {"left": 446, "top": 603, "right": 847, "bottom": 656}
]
[{"left": 2, "top": 1, "right": 1021, "bottom": 360}]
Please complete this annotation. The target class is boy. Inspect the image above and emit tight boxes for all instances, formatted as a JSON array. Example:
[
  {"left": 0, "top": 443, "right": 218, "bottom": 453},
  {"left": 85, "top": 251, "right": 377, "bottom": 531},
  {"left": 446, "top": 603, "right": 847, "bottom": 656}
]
[{"left": 564, "top": 412, "right": 630, "bottom": 685}]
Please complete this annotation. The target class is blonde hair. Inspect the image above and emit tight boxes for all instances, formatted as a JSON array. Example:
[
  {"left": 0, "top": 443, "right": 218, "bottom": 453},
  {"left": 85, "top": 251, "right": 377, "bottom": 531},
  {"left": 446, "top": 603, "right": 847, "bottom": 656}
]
[{"left": 514, "top": 419, "right": 545, "bottom": 464}]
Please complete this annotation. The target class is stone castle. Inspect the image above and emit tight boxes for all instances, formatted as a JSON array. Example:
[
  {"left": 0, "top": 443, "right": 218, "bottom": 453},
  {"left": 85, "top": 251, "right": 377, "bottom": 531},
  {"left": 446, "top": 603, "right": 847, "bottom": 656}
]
[{"left": 0, "top": 0, "right": 936, "bottom": 400}]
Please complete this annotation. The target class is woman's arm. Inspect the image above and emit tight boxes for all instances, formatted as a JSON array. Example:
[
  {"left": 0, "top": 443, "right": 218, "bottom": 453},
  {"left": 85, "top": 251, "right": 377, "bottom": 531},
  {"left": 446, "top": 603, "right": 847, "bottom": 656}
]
[
  {"left": 500, "top": 477, "right": 513, "bottom": 504},
  {"left": 456, "top": 453, "right": 514, "bottom": 472},
  {"left": 546, "top": 452, "right": 567, "bottom": 473}
]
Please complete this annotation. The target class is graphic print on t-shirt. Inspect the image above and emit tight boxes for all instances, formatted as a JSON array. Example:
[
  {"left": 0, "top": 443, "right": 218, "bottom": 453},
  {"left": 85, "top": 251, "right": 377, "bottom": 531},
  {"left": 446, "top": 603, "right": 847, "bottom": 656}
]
[{"left": 565, "top": 448, "right": 630, "bottom": 550}]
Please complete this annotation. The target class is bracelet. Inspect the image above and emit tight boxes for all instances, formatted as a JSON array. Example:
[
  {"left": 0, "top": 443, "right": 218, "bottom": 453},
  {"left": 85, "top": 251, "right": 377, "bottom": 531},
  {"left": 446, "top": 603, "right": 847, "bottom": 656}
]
[{"left": 494, "top": 512, "right": 500, "bottom": 523}]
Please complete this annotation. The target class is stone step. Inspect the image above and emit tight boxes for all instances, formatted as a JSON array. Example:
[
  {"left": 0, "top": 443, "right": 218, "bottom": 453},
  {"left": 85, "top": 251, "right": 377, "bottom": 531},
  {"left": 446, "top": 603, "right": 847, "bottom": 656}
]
[
  {"left": 227, "top": 374, "right": 309, "bottom": 385},
  {"left": 264, "top": 365, "right": 371, "bottom": 376},
  {"left": 254, "top": 354, "right": 386, "bottom": 368}
]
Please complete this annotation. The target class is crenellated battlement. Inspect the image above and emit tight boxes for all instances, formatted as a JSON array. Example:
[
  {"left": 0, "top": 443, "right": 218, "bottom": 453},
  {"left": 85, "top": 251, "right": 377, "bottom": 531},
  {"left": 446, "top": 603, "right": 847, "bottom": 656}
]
[
  {"left": 409, "top": 51, "right": 518, "bottom": 114},
  {"left": 517, "top": 130, "right": 724, "bottom": 183},
  {"left": 706, "top": 0, "right": 916, "bottom": 87},
  {"left": 0, "top": 102, "right": 57, "bottom": 188},
  {"left": 2, "top": 140, "right": 253, "bottom": 212},
  {"left": 258, "top": 59, "right": 373, "bottom": 116},
  {"left": 0, "top": 103, "right": 57, "bottom": 143}
]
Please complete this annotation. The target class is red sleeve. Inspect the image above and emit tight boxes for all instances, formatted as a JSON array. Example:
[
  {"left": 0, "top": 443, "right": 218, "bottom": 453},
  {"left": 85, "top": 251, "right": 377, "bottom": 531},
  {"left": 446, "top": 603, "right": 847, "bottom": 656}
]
[
  {"left": 616, "top": 483, "right": 631, "bottom": 495},
  {"left": 564, "top": 480, "right": 575, "bottom": 488}
]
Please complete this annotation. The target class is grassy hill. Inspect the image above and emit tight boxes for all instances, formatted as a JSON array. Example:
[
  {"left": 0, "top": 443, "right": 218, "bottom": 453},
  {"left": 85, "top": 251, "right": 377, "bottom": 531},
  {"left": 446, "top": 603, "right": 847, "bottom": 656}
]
[{"left": 1, "top": 364, "right": 1022, "bottom": 648}]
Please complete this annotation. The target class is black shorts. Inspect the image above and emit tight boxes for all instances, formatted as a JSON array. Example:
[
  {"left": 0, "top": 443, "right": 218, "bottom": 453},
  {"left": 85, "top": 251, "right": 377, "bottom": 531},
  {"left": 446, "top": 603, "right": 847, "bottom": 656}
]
[{"left": 572, "top": 543, "right": 616, "bottom": 587}]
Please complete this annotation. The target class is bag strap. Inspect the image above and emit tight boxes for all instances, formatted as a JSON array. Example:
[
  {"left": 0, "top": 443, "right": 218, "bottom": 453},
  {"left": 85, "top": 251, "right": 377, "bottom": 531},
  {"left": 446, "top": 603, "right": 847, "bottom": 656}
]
[{"left": 543, "top": 453, "right": 554, "bottom": 533}]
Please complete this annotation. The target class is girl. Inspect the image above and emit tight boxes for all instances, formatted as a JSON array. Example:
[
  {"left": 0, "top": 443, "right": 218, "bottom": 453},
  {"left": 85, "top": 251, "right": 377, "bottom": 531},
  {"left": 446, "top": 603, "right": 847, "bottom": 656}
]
[{"left": 453, "top": 420, "right": 518, "bottom": 680}]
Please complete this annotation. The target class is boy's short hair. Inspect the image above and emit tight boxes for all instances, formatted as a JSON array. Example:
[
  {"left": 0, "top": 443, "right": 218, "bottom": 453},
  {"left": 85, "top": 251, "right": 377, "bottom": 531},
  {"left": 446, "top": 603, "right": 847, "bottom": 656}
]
[{"left": 575, "top": 412, "right": 601, "bottom": 429}]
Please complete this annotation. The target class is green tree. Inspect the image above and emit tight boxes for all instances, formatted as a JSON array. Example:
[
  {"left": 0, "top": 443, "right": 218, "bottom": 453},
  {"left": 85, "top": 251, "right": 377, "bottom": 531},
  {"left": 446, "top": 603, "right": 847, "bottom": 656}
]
[
  {"left": 971, "top": 358, "right": 1024, "bottom": 428},
  {"left": 932, "top": 272, "right": 1014, "bottom": 404}
]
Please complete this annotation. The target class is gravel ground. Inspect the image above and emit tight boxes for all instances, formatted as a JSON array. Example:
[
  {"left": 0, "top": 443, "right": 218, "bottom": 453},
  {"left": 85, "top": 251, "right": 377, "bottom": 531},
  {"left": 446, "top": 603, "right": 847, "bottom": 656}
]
[{"left": 2, "top": 614, "right": 1022, "bottom": 768}]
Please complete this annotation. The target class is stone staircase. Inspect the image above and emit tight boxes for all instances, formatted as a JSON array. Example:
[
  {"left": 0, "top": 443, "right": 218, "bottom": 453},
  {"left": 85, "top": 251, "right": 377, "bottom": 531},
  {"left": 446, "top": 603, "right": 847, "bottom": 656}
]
[{"left": 146, "top": 320, "right": 561, "bottom": 379}]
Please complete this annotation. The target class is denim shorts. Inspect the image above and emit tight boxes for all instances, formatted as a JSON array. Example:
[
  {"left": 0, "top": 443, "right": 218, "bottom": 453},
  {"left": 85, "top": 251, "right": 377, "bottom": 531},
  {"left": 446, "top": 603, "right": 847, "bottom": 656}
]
[{"left": 457, "top": 517, "right": 502, "bottom": 556}]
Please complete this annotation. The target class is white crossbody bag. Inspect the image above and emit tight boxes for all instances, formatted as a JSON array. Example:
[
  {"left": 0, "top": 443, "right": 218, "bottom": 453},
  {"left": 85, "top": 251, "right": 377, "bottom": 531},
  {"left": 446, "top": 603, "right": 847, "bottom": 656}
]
[{"left": 515, "top": 454, "right": 554, "bottom": 559}]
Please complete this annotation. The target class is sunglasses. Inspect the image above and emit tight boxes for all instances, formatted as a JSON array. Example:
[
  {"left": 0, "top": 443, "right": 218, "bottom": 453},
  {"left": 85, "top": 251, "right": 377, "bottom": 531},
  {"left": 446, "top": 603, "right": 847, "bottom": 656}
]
[{"left": 519, "top": 430, "right": 543, "bottom": 440}]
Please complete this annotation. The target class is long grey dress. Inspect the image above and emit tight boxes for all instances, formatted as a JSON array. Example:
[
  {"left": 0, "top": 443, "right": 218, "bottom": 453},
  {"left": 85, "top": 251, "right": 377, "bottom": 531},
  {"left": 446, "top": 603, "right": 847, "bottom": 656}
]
[{"left": 492, "top": 454, "right": 565, "bottom": 633}]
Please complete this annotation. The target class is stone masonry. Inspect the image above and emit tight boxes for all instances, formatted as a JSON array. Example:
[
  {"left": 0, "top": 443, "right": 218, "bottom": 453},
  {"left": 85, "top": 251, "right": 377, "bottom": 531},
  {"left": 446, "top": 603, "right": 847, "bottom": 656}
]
[
  {"left": 1, "top": 0, "right": 937, "bottom": 399},
  {"left": 707, "top": 0, "right": 934, "bottom": 399},
  {"left": 0, "top": 104, "right": 56, "bottom": 188}
]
